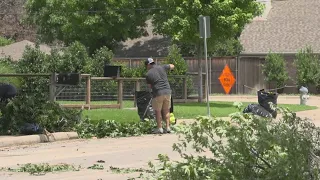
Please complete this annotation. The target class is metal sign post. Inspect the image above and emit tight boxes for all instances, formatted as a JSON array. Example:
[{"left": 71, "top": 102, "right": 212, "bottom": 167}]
[{"left": 199, "top": 15, "right": 211, "bottom": 117}]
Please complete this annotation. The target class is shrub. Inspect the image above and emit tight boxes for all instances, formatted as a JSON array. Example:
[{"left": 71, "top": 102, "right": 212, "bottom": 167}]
[
  {"left": 48, "top": 41, "right": 114, "bottom": 75},
  {"left": 163, "top": 44, "right": 194, "bottom": 98},
  {"left": 16, "top": 45, "right": 52, "bottom": 99},
  {"left": 0, "top": 44, "right": 84, "bottom": 134},
  {"left": 0, "top": 36, "right": 14, "bottom": 46},
  {"left": 294, "top": 46, "right": 320, "bottom": 88},
  {"left": 164, "top": 44, "right": 188, "bottom": 75},
  {"left": 88, "top": 46, "right": 114, "bottom": 76},
  {"left": 144, "top": 104, "right": 320, "bottom": 179},
  {"left": 52, "top": 41, "right": 92, "bottom": 73},
  {"left": 0, "top": 95, "right": 81, "bottom": 135},
  {"left": 111, "top": 60, "right": 147, "bottom": 78},
  {"left": 262, "top": 52, "right": 289, "bottom": 88}
]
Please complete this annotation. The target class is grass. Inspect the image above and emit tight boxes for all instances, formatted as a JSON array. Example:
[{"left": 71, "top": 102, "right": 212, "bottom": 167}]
[
  {"left": 65, "top": 101, "right": 318, "bottom": 123},
  {"left": 0, "top": 60, "right": 21, "bottom": 87}
]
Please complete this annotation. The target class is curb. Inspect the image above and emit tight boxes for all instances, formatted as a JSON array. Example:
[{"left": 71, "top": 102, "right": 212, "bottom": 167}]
[{"left": 0, "top": 132, "right": 79, "bottom": 148}]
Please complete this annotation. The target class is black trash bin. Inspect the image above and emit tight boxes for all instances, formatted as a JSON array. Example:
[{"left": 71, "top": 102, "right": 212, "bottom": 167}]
[
  {"left": 135, "top": 91, "right": 176, "bottom": 123},
  {"left": 135, "top": 91, "right": 155, "bottom": 121},
  {"left": 243, "top": 89, "right": 278, "bottom": 118},
  {"left": 257, "top": 89, "right": 278, "bottom": 118}
]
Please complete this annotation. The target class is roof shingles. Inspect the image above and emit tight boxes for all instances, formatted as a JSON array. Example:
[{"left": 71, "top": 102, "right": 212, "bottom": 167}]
[{"left": 240, "top": 0, "right": 320, "bottom": 53}]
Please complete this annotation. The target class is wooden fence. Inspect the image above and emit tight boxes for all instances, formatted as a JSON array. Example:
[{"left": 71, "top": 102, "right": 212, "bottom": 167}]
[
  {"left": 113, "top": 57, "right": 239, "bottom": 94},
  {"left": 0, "top": 73, "right": 206, "bottom": 110},
  {"left": 52, "top": 74, "right": 207, "bottom": 109},
  {"left": 113, "top": 55, "right": 309, "bottom": 95}
]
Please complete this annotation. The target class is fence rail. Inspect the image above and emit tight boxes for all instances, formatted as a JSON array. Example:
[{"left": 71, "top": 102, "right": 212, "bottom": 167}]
[{"left": 0, "top": 73, "right": 207, "bottom": 110}]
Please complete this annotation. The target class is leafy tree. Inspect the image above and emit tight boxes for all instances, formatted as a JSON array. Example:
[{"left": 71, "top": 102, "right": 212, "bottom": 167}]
[
  {"left": 52, "top": 41, "right": 92, "bottom": 73},
  {"left": 163, "top": 44, "right": 194, "bottom": 98},
  {"left": 164, "top": 44, "right": 188, "bottom": 75},
  {"left": 88, "top": 46, "right": 114, "bottom": 76},
  {"left": 178, "top": 38, "right": 243, "bottom": 57},
  {"left": 24, "top": 0, "right": 153, "bottom": 53},
  {"left": 210, "top": 38, "right": 243, "bottom": 57},
  {"left": 151, "top": 0, "right": 264, "bottom": 55},
  {"left": 294, "top": 46, "right": 320, "bottom": 88},
  {"left": 262, "top": 52, "right": 289, "bottom": 88},
  {"left": 16, "top": 45, "right": 51, "bottom": 99}
]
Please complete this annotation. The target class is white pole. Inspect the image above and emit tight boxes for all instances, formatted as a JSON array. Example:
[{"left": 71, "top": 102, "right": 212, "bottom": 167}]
[{"left": 203, "top": 17, "right": 211, "bottom": 117}]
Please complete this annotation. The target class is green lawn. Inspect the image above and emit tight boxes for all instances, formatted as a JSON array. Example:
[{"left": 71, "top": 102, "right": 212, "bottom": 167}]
[{"left": 74, "top": 101, "right": 317, "bottom": 123}]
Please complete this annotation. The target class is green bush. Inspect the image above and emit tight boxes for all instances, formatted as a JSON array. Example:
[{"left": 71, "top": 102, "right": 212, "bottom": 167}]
[
  {"left": 144, "top": 104, "right": 320, "bottom": 179},
  {"left": 209, "top": 38, "right": 243, "bottom": 57},
  {"left": 0, "top": 95, "right": 81, "bottom": 135},
  {"left": 163, "top": 44, "right": 194, "bottom": 98},
  {"left": 0, "top": 44, "right": 87, "bottom": 134},
  {"left": 48, "top": 41, "right": 92, "bottom": 73},
  {"left": 16, "top": 45, "right": 52, "bottom": 98},
  {"left": 88, "top": 46, "right": 114, "bottom": 76},
  {"left": 0, "top": 36, "right": 14, "bottom": 46},
  {"left": 294, "top": 46, "right": 320, "bottom": 88},
  {"left": 262, "top": 52, "right": 289, "bottom": 88},
  {"left": 111, "top": 60, "right": 146, "bottom": 78}
]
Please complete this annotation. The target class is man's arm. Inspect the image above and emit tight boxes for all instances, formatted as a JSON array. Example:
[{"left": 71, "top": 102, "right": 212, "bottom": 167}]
[{"left": 163, "top": 64, "right": 175, "bottom": 71}]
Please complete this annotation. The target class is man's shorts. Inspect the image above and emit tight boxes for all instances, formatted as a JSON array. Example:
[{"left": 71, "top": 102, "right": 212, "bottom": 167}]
[{"left": 152, "top": 95, "right": 171, "bottom": 111}]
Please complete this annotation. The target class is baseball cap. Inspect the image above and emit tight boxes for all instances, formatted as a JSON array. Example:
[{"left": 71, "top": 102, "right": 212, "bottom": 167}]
[{"left": 145, "top": 58, "right": 155, "bottom": 66}]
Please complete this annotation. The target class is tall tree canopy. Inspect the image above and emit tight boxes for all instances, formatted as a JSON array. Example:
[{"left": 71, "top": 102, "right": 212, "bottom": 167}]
[
  {"left": 24, "top": 0, "right": 153, "bottom": 53},
  {"left": 151, "top": 0, "right": 264, "bottom": 55}
]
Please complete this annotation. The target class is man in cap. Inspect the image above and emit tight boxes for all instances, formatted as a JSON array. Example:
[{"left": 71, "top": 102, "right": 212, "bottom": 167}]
[{"left": 145, "top": 58, "right": 175, "bottom": 134}]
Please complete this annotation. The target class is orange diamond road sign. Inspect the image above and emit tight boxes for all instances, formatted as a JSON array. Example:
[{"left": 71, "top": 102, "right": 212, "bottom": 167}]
[{"left": 218, "top": 64, "right": 236, "bottom": 94}]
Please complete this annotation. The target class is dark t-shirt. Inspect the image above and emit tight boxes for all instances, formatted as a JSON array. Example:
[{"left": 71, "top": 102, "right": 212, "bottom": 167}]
[{"left": 146, "top": 64, "right": 171, "bottom": 98}]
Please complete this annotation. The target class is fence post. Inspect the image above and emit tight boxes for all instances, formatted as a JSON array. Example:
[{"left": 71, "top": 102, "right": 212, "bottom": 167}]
[
  {"left": 183, "top": 76, "right": 187, "bottom": 103},
  {"left": 49, "top": 73, "right": 57, "bottom": 102},
  {"left": 203, "top": 74, "right": 208, "bottom": 101},
  {"left": 198, "top": 61, "right": 203, "bottom": 103},
  {"left": 209, "top": 57, "right": 212, "bottom": 94},
  {"left": 118, "top": 79, "right": 123, "bottom": 109},
  {"left": 85, "top": 75, "right": 91, "bottom": 106},
  {"left": 134, "top": 80, "right": 141, "bottom": 107}
]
